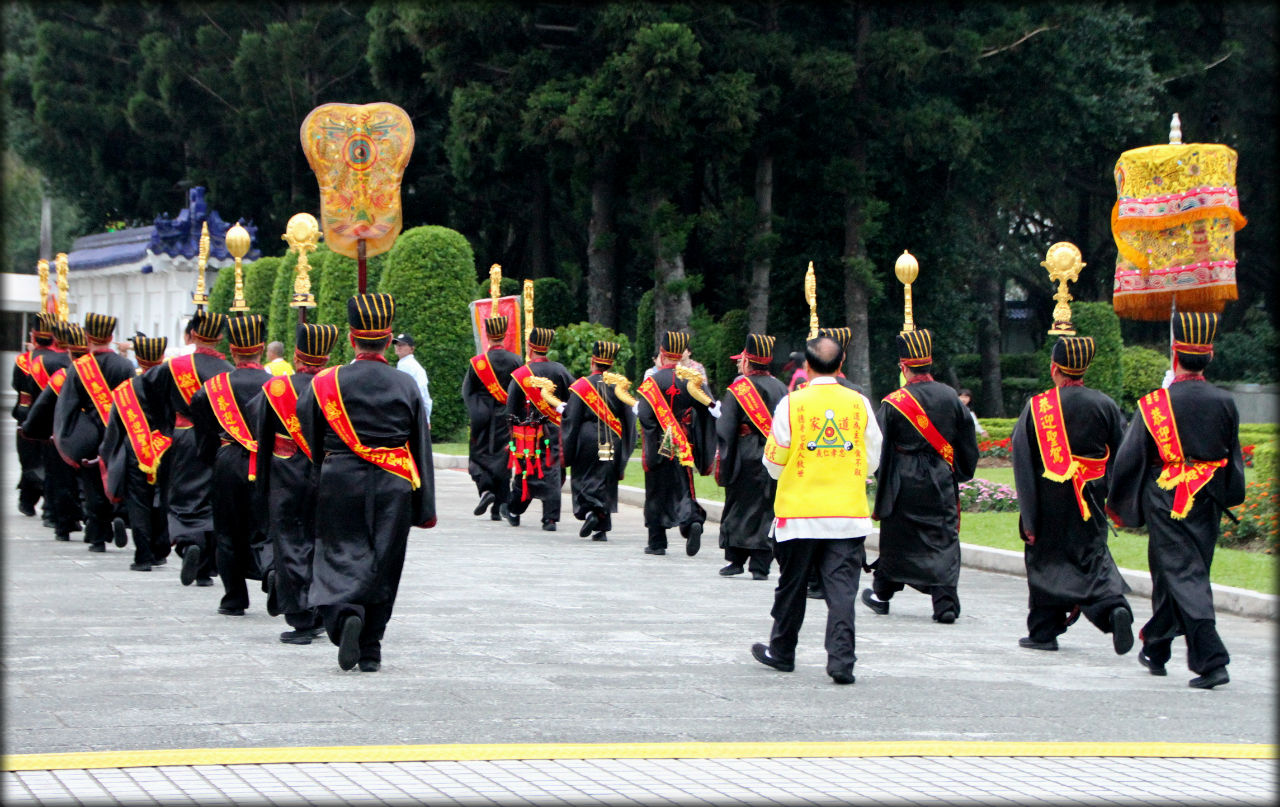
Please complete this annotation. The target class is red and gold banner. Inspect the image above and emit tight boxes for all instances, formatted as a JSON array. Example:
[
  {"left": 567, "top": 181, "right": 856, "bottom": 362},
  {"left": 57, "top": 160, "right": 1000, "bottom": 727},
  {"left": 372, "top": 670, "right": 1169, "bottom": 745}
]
[
  {"left": 570, "top": 377, "right": 622, "bottom": 439},
  {"left": 1137, "top": 388, "right": 1228, "bottom": 519},
  {"left": 111, "top": 379, "right": 171, "bottom": 484},
  {"left": 204, "top": 373, "right": 259, "bottom": 480},
  {"left": 312, "top": 367, "right": 421, "bottom": 488},
  {"left": 73, "top": 354, "right": 114, "bottom": 426},
  {"left": 512, "top": 365, "right": 560, "bottom": 424},
  {"left": 169, "top": 354, "right": 203, "bottom": 405},
  {"left": 30, "top": 356, "right": 51, "bottom": 391},
  {"left": 883, "top": 387, "right": 955, "bottom": 469},
  {"left": 470, "top": 354, "right": 509, "bottom": 405},
  {"left": 637, "top": 376, "right": 694, "bottom": 468},
  {"left": 263, "top": 375, "right": 311, "bottom": 460},
  {"left": 728, "top": 377, "right": 773, "bottom": 437}
]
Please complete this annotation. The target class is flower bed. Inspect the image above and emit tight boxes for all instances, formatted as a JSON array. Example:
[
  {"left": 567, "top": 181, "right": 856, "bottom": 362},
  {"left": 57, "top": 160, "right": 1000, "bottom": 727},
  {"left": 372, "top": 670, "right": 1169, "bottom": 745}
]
[
  {"left": 978, "top": 437, "right": 1012, "bottom": 461},
  {"left": 1219, "top": 480, "right": 1279, "bottom": 552},
  {"left": 958, "top": 478, "right": 1018, "bottom": 513}
]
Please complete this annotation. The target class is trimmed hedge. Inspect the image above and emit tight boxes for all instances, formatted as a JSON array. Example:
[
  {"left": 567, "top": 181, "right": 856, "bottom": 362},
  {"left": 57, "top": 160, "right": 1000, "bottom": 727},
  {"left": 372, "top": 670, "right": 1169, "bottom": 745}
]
[
  {"left": 1121, "top": 344, "right": 1169, "bottom": 410},
  {"left": 532, "top": 277, "right": 578, "bottom": 330},
  {"left": 979, "top": 418, "right": 1019, "bottom": 441},
  {"left": 379, "top": 225, "right": 476, "bottom": 440},
  {"left": 546, "top": 321, "right": 634, "bottom": 379},
  {"left": 268, "top": 250, "right": 305, "bottom": 356},
  {"left": 244, "top": 256, "right": 278, "bottom": 318},
  {"left": 636, "top": 288, "right": 655, "bottom": 368},
  {"left": 475, "top": 276, "right": 521, "bottom": 300}
]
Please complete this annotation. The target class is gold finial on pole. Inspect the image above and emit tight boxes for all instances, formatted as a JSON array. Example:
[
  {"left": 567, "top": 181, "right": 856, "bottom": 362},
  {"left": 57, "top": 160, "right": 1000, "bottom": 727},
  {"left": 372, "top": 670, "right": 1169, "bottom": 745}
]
[
  {"left": 226, "top": 223, "right": 251, "bottom": 312},
  {"left": 192, "top": 221, "right": 211, "bottom": 308},
  {"left": 37, "top": 259, "right": 49, "bottom": 312},
  {"left": 283, "top": 213, "right": 320, "bottom": 309},
  {"left": 1042, "top": 242, "right": 1085, "bottom": 336},
  {"left": 804, "top": 260, "right": 819, "bottom": 339},
  {"left": 522, "top": 278, "right": 534, "bottom": 362},
  {"left": 489, "top": 264, "right": 502, "bottom": 302},
  {"left": 894, "top": 249, "right": 919, "bottom": 335},
  {"left": 55, "top": 253, "right": 70, "bottom": 322},
  {"left": 1169, "top": 112, "right": 1182, "bottom": 145}
]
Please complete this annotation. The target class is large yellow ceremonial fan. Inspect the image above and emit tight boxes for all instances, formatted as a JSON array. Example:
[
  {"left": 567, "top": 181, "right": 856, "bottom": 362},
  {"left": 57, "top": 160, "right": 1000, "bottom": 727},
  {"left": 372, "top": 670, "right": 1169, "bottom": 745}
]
[{"left": 1111, "top": 114, "right": 1246, "bottom": 320}]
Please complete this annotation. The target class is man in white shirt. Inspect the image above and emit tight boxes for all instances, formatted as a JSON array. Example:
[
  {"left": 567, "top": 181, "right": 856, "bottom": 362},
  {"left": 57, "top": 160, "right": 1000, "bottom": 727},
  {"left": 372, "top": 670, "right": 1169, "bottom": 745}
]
[
  {"left": 751, "top": 335, "right": 881, "bottom": 685},
  {"left": 393, "top": 332, "right": 432, "bottom": 426}
]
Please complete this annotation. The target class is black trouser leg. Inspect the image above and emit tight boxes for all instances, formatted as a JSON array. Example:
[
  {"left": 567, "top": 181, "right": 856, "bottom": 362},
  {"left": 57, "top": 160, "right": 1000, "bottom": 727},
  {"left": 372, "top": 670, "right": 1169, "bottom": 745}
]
[
  {"left": 748, "top": 547, "right": 774, "bottom": 577},
  {"left": 285, "top": 609, "right": 322, "bottom": 630},
  {"left": 79, "top": 464, "right": 113, "bottom": 547},
  {"left": 1081, "top": 595, "right": 1131, "bottom": 635},
  {"left": 16, "top": 433, "right": 44, "bottom": 510},
  {"left": 929, "top": 585, "right": 960, "bottom": 618},
  {"left": 125, "top": 462, "right": 157, "bottom": 565},
  {"left": 817, "top": 538, "right": 864, "bottom": 675},
  {"left": 871, "top": 571, "right": 904, "bottom": 601},
  {"left": 648, "top": 527, "right": 667, "bottom": 550},
  {"left": 215, "top": 526, "right": 250, "bottom": 610},
  {"left": 724, "top": 546, "right": 748, "bottom": 566},
  {"left": 43, "top": 444, "right": 79, "bottom": 534},
  {"left": 323, "top": 601, "right": 393, "bottom": 662},
  {"left": 541, "top": 488, "right": 561, "bottom": 524},
  {"left": 1027, "top": 605, "right": 1069, "bottom": 643},
  {"left": 768, "top": 539, "right": 816, "bottom": 664},
  {"left": 1185, "top": 619, "right": 1230, "bottom": 674}
]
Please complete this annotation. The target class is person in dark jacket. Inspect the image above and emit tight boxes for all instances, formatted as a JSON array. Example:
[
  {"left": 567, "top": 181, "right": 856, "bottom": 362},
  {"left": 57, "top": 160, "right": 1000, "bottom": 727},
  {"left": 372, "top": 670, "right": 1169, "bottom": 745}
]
[
  {"left": 503, "top": 326, "right": 574, "bottom": 530},
  {"left": 463, "top": 316, "right": 521, "bottom": 520},
  {"left": 561, "top": 341, "right": 636, "bottom": 542}
]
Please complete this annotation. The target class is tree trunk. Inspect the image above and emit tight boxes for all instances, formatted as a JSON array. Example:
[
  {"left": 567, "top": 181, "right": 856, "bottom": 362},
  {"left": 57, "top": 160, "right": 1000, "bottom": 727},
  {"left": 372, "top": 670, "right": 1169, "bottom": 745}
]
[
  {"left": 651, "top": 191, "right": 692, "bottom": 339},
  {"left": 841, "top": 8, "right": 873, "bottom": 394},
  {"left": 586, "top": 153, "right": 617, "bottom": 328},
  {"left": 976, "top": 269, "right": 1005, "bottom": 417},
  {"left": 747, "top": 152, "right": 773, "bottom": 333}
]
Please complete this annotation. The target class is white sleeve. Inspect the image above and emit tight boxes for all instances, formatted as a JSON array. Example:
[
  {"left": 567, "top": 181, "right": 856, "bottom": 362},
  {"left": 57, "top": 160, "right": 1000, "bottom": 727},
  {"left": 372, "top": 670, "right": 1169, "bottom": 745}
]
[
  {"left": 862, "top": 394, "right": 882, "bottom": 475},
  {"left": 762, "top": 395, "right": 790, "bottom": 480}
]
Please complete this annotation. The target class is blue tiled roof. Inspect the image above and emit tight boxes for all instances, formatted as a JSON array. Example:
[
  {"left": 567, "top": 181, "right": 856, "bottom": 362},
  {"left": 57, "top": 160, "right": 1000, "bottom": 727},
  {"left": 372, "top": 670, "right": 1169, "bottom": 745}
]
[{"left": 67, "top": 228, "right": 152, "bottom": 271}]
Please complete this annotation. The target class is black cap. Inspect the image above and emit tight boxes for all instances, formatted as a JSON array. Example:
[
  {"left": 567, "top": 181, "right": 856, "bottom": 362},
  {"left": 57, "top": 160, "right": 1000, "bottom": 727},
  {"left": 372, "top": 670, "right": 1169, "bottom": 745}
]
[{"left": 392, "top": 332, "right": 415, "bottom": 348}]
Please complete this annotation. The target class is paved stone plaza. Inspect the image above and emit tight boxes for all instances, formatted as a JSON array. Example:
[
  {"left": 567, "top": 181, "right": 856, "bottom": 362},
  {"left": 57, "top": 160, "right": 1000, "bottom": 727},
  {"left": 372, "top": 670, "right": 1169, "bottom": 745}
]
[{"left": 2, "top": 420, "right": 1275, "bottom": 803}]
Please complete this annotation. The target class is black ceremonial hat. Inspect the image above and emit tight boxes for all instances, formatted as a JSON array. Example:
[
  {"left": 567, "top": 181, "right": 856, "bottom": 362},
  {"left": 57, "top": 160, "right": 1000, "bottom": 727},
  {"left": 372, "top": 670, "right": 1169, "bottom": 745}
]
[
  {"left": 818, "top": 327, "right": 852, "bottom": 351},
  {"left": 1051, "top": 336, "right": 1096, "bottom": 378},
  {"left": 83, "top": 312, "right": 117, "bottom": 343},
  {"left": 348, "top": 293, "right": 396, "bottom": 337},
  {"left": 660, "top": 331, "right": 690, "bottom": 360},
  {"left": 528, "top": 326, "right": 555, "bottom": 352},
  {"left": 1172, "top": 311, "right": 1218, "bottom": 355},
  {"left": 296, "top": 323, "right": 340, "bottom": 366},
  {"left": 56, "top": 321, "right": 86, "bottom": 349},
  {"left": 484, "top": 315, "right": 509, "bottom": 340},
  {"left": 132, "top": 336, "right": 168, "bottom": 365},
  {"left": 226, "top": 314, "right": 266, "bottom": 356},
  {"left": 592, "top": 341, "right": 620, "bottom": 367},
  {"left": 188, "top": 310, "right": 226, "bottom": 343},
  {"left": 896, "top": 328, "right": 933, "bottom": 367},
  {"left": 731, "top": 333, "right": 776, "bottom": 366},
  {"left": 33, "top": 312, "right": 56, "bottom": 337}
]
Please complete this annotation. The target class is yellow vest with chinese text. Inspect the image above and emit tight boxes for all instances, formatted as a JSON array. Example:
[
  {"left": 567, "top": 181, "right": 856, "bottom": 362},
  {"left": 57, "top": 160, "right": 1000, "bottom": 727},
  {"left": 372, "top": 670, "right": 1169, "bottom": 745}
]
[{"left": 764, "top": 382, "right": 870, "bottom": 519}]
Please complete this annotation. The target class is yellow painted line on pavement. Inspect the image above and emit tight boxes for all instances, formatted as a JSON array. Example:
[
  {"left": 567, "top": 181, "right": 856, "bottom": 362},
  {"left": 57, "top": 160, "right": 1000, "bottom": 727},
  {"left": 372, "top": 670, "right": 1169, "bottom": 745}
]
[{"left": 4, "top": 741, "right": 1274, "bottom": 771}]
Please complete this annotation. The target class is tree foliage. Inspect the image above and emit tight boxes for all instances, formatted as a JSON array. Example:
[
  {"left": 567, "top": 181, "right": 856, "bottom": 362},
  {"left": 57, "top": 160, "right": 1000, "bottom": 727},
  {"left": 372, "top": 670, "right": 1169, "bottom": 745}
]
[{"left": 546, "top": 322, "right": 634, "bottom": 380}]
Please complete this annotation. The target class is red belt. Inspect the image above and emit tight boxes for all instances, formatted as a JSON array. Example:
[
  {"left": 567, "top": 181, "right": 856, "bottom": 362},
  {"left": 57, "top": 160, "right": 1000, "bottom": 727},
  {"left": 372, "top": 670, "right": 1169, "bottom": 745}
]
[
  {"left": 18, "top": 392, "right": 33, "bottom": 406},
  {"left": 174, "top": 413, "right": 193, "bottom": 429},
  {"left": 737, "top": 423, "right": 753, "bottom": 437},
  {"left": 273, "top": 434, "right": 298, "bottom": 459}
]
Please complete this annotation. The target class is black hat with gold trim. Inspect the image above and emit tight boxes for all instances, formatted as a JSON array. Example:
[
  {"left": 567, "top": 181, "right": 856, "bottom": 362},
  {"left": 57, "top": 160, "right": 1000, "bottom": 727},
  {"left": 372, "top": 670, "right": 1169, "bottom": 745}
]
[
  {"left": 1051, "top": 336, "right": 1095, "bottom": 378},
  {"left": 484, "top": 315, "right": 509, "bottom": 341},
  {"left": 32, "top": 312, "right": 56, "bottom": 338},
  {"left": 83, "top": 312, "right": 117, "bottom": 343},
  {"left": 659, "top": 331, "right": 690, "bottom": 361},
  {"left": 187, "top": 310, "right": 226, "bottom": 344},
  {"left": 818, "top": 327, "right": 852, "bottom": 352},
  {"left": 592, "top": 341, "right": 620, "bottom": 367},
  {"left": 296, "top": 323, "right": 339, "bottom": 367},
  {"left": 55, "top": 321, "right": 87, "bottom": 351},
  {"left": 731, "top": 333, "right": 775, "bottom": 368},
  {"left": 133, "top": 335, "right": 168, "bottom": 366},
  {"left": 1172, "top": 311, "right": 1218, "bottom": 356},
  {"left": 528, "top": 326, "right": 555, "bottom": 353},
  {"left": 226, "top": 314, "right": 266, "bottom": 357},
  {"left": 347, "top": 293, "right": 395, "bottom": 338},
  {"left": 896, "top": 328, "right": 933, "bottom": 368}
]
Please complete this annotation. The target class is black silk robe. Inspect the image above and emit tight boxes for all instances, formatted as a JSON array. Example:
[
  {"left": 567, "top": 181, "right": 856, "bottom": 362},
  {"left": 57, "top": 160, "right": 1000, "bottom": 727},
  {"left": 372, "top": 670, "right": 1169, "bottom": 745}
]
[
  {"left": 1012, "top": 384, "right": 1130, "bottom": 607},
  {"left": 100, "top": 366, "right": 164, "bottom": 504},
  {"left": 637, "top": 366, "right": 717, "bottom": 531},
  {"left": 560, "top": 373, "right": 637, "bottom": 529},
  {"left": 873, "top": 379, "right": 979, "bottom": 588},
  {"left": 504, "top": 358, "right": 574, "bottom": 509},
  {"left": 298, "top": 358, "right": 434, "bottom": 608},
  {"left": 1107, "top": 378, "right": 1245, "bottom": 628},
  {"left": 462, "top": 348, "right": 522, "bottom": 500},
  {"left": 52, "top": 349, "right": 136, "bottom": 463},
  {"left": 715, "top": 372, "right": 788, "bottom": 552}
]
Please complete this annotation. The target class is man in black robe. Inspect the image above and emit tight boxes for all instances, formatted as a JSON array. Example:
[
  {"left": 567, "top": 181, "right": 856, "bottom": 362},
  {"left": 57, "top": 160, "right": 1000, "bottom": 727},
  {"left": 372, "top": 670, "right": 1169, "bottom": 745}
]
[
  {"left": 20, "top": 320, "right": 82, "bottom": 540},
  {"left": 503, "top": 326, "right": 574, "bottom": 530},
  {"left": 298, "top": 293, "right": 435, "bottom": 672},
  {"left": 463, "top": 315, "right": 521, "bottom": 520},
  {"left": 141, "top": 311, "right": 232, "bottom": 587},
  {"left": 864, "top": 328, "right": 978, "bottom": 623},
  {"left": 561, "top": 341, "right": 636, "bottom": 542},
  {"left": 716, "top": 333, "right": 787, "bottom": 580},
  {"left": 100, "top": 336, "right": 171, "bottom": 571},
  {"left": 252, "top": 323, "right": 339, "bottom": 644},
  {"left": 1011, "top": 335, "right": 1133, "bottom": 653},
  {"left": 1107, "top": 312, "right": 1244, "bottom": 690},
  {"left": 52, "top": 313, "right": 136, "bottom": 553},
  {"left": 11, "top": 313, "right": 58, "bottom": 519},
  {"left": 636, "top": 331, "right": 717, "bottom": 557}
]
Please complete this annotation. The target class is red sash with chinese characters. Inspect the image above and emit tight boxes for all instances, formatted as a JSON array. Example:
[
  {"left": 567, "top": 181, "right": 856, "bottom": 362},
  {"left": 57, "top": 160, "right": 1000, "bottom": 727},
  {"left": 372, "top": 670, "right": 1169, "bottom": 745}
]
[
  {"left": 312, "top": 367, "right": 421, "bottom": 489},
  {"left": 883, "top": 387, "right": 955, "bottom": 469},
  {"left": 570, "top": 377, "right": 623, "bottom": 439},
  {"left": 1138, "top": 389, "right": 1228, "bottom": 519},
  {"left": 262, "top": 376, "right": 311, "bottom": 460},
  {"left": 470, "top": 354, "right": 508, "bottom": 405},
  {"left": 72, "top": 354, "right": 114, "bottom": 426},
  {"left": 512, "top": 365, "right": 560, "bottom": 424},
  {"left": 169, "top": 354, "right": 203, "bottom": 405},
  {"left": 728, "top": 377, "right": 773, "bottom": 438},
  {"left": 637, "top": 376, "right": 694, "bottom": 468},
  {"left": 49, "top": 367, "right": 67, "bottom": 396},
  {"left": 1030, "top": 387, "right": 1109, "bottom": 520},
  {"left": 204, "top": 373, "right": 259, "bottom": 480},
  {"left": 31, "top": 356, "right": 51, "bottom": 391},
  {"left": 111, "top": 379, "right": 172, "bottom": 484}
]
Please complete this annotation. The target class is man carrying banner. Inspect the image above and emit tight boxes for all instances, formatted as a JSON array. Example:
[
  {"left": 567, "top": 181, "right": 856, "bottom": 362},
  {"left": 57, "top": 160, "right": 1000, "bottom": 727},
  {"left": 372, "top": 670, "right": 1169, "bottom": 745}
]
[
  {"left": 298, "top": 294, "right": 435, "bottom": 672},
  {"left": 561, "top": 341, "right": 636, "bottom": 542},
  {"left": 715, "top": 334, "right": 787, "bottom": 580},
  {"left": 253, "top": 323, "right": 339, "bottom": 644},
  {"left": 863, "top": 328, "right": 979, "bottom": 623},
  {"left": 20, "top": 320, "right": 82, "bottom": 541},
  {"left": 1011, "top": 335, "right": 1133, "bottom": 654},
  {"left": 504, "top": 326, "right": 573, "bottom": 530},
  {"left": 1108, "top": 312, "right": 1244, "bottom": 689},
  {"left": 636, "top": 331, "right": 718, "bottom": 557},
  {"left": 463, "top": 315, "right": 522, "bottom": 520},
  {"left": 190, "top": 315, "right": 270, "bottom": 616}
]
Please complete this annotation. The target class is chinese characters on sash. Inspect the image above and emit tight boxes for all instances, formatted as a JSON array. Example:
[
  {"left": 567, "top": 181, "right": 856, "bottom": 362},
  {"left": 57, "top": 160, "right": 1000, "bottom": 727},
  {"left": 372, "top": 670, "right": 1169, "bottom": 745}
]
[{"left": 1138, "top": 388, "right": 1228, "bottom": 519}]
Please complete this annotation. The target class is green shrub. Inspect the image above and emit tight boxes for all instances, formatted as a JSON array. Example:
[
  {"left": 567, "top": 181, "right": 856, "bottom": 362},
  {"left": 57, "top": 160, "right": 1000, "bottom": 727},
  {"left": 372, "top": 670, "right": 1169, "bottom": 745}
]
[
  {"left": 316, "top": 248, "right": 360, "bottom": 366},
  {"left": 1035, "top": 302, "right": 1124, "bottom": 404},
  {"left": 546, "top": 321, "right": 634, "bottom": 380},
  {"left": 980, "top": 418, "right": 1019, "bottom": 441},
  {"left": 636, "top": 288, "right": 655, "bottom": 368},
  {"left": 1121, "top": 344, "right": 1169, "bottom": 410},
  {"left": 475, "top": 276, "right": 521, "bottom": 300},
  {"left": 1002, "top": 377, "right": 1042, "bottom": 417},
  {"left": 689, "top": 307, "right": 723, "bottom": 392},
  {"left": 1209, "top": 306, "right": 1279, "bottom": 384},
  {"left": 380, "top": 225, "right": 476, "bottom": 440},
  {"left": 531, "top": 277, "right": 578, "bottom": 330},
  {"left": 208, "top": 263, "right": 234, "bottom": 318},
  {"left": 714, "top": 308, "right": 750, "bottom": 389},
  {"left": 245, "top": 256, "right": 278, "bottom": 318},
  {"left": 1217, "top": 480, "right": 1278, "bottom": 550}
]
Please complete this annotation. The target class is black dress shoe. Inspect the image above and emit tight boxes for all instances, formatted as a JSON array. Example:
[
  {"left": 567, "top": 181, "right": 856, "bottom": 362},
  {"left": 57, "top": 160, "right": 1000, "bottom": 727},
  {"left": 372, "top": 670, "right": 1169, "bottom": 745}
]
[
  {"left": 829, "top": 669, "right": 856, "bottom": 685},
  {"left": 474, "top": 491, "right": 495, "bottom": 515},
  {"left": 152, "top": 557, "right": 167, "bottom": 566},
  {"left": 55, "top": 532, "right": 71, "bottom": 541},
  {"left": 490, "top": 506, "right": 503, "bottom": 521},
  {"left": 265, "top": 570, "right": 281, "bottom": 617},
  {"left": 752, "top": 572, "right": 769, "bottom": 581},
  {"left": 338, "top": 615, "right": 363, "bottom": 671},
  {"left": 87, "top": 543, "right": 105, "bottom": 553},
  {"left": 685, "top": 522, "right": 702, "bottom": 556},
  {"left": 751, "top": 642, "right": 794, "bottom": 672},
  {"left": 579, "top": 511, "right": 600, "bottom": 538},
  {"left": 542, "top": 521, "right": 556, "bottom": 532},
  {"left": 129, "top": 562, "right": 152, "bottom": 572},
  {"left": 591, "top": 532, "right": 608, "bottom": 541},
  {"left": 1018, "top": 636, "right": 1059, "bottom": 651},
  {"left": 358, "top": 659, "right": 381, "bottom": 673},
  {"left": 860, "top": 589, "right": 888, "bottom": 615},
  {"left": 112, "top": 517, "right": 128, "bottom": 548},
  {"left": 196, "top": 577, "right": 214, "bottom": 587},
  {"left": 807, "top": 587, "right": 826, "bottom": 600},
  {"left": 42, "top": 516, "right": 57, "bottom": 528},
  {"left": 1111, "top": 607, "right": 1134, "bottom": 655},
  {"left": 180, "top": 546, "right": 200, "bottom": 586},
  {"left": 1189, "top": 666, "right": 1229, "bottom": 690},
  {"left": 502, "top": 504, "right": 520, "bottom": 527},
  {"left": 1138, "top": 650, "right": 1167, "bottom": 676},
  {"left": 217, "top": 607, "right": 245, "bottom": 616},
  {"left": 644, "top": 546, "right": 666, "bottom": 555},
  {"left": 719, "top": 564, "right": 745, "bottom": 577},
  {"left": 280, "top": 627, "right": 324, "bottom": 645},
  {"left": 18, "top": 502, "right": 36, "bottom": 517},
  {"left": 935, "top": 610, "right": 957, "bottom": 624}
]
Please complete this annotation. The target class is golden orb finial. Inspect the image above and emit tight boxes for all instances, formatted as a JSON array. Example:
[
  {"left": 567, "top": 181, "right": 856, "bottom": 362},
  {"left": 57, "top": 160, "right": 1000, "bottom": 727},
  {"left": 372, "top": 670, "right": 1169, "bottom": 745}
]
[
  {"left": 895, "top": 249, "right": 920, "bottom": 334},
  {"left": 283, "top": 213, "right": 320, "bottom": 309},
  {"left": 1042, "top": 241, "right": 1085, "bottom": 336}
]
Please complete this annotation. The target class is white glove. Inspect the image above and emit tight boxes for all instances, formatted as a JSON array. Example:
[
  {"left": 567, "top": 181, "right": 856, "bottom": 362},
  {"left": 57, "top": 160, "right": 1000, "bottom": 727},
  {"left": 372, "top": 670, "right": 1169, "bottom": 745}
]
[
  {"left": 555, "top": 402, "right": 566, "bottom": 414},
  {"left": 709, "top": 401, "right": 723, "bottom": 419}
]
